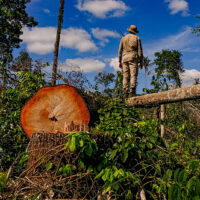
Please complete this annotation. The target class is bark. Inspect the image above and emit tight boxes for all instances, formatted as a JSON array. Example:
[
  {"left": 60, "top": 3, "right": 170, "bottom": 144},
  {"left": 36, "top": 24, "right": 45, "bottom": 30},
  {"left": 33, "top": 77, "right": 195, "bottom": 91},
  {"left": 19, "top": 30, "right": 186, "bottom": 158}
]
[
  {"left": 140, "top": 189, "right": 147, "bottom": 200},
  {"left": 52, "top": 0, "right": 65, "bottom": 86},
  {"left": 160, "top": 104, "right": 166, "bottom": 137},
  {"left": 126, "top": 84, "right": 200, "bottom": 107},
  {"left": 153, "top": 106, "right": 159, "bottom": 121},
  {"left": 2, "top": 68, "right": 6, "bottom": 88},
  {"left": 27, "top": 132, "right": 68, "bottom": 168}
]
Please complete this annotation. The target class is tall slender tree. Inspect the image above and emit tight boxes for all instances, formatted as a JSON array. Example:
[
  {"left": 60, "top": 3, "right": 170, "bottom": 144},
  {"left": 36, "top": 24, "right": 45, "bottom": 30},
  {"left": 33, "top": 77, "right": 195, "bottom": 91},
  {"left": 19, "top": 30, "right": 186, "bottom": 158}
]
[
  {"left": 52, "top": 0, "right": 65, "bottom": 86},
  {"left": 0, "top": 0, "right": 37, "bottom": 88},
  {"left": 142, "top": 56, "right": 152, "bottom": 88},
  {"left": 12, "top": 50, "right": 32, "bottom": 72}
]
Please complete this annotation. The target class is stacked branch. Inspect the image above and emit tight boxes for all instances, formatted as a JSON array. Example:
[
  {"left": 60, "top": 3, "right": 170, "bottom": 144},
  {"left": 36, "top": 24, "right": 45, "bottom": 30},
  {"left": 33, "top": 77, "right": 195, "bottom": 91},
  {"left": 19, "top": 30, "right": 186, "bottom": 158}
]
[{"left": 4, "top": 133, "right": 113, "bottom": 199}]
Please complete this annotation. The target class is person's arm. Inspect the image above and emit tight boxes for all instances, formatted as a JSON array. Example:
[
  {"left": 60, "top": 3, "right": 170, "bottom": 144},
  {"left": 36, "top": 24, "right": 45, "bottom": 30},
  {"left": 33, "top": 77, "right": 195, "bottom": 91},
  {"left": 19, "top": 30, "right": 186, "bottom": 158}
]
[
  {"left": 118, "top": 38, "right": 123, "bottom": 68},
  {"left": 138, "top": 38, "right": 143, "bottom": 68}
]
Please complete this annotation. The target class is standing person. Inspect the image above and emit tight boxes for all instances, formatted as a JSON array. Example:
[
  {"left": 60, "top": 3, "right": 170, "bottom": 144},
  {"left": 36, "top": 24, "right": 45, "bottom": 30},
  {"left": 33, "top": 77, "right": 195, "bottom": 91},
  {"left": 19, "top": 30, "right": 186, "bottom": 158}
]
[{"left": 118, "top": 25, "right": 143, "bottom": 97}]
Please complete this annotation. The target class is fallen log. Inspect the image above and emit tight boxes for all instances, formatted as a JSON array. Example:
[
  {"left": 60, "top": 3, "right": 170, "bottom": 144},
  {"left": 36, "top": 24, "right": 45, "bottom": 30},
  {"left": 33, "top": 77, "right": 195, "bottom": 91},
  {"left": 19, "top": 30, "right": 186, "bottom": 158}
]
[{"left": 126, "top": 84, "right": 200, "bottom": 107}]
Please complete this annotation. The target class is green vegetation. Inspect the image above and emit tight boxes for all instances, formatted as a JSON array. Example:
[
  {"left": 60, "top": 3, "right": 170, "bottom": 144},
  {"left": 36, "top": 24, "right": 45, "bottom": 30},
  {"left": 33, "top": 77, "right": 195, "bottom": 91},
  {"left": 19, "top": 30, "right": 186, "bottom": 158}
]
[
  {"left": 0, "top": 72, "right": 46, "bottom": 180},
  {"left": 59, "top": 96, "right": 199, "bottom": 199},
  {"left": 1, "top": 50, "right": 200, "bottom": 199},
  {"left": 0, "top": 0, "right": 37, "bottom": 88},
  {"left": 144, "top": 49, "right": 184, "bottom": 93},
  {"left": 0, "top": 0, "right": 199, "bottom": 198}
]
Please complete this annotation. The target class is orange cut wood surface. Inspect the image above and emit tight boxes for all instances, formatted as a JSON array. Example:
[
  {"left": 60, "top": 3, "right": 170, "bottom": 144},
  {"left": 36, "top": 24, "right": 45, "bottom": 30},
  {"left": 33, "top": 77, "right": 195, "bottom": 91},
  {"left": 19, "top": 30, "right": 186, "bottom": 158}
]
[{"left": 21, "top": 85, "right": 90, "bottom": 138}]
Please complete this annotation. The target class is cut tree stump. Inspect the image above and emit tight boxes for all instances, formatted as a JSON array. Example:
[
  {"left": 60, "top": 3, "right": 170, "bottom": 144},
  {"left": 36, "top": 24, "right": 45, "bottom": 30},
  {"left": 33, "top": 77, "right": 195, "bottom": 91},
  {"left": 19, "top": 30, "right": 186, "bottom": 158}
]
[
  {"left": 21, "top": 84, "right": 90, "bottom": 138},
  {"left": 27, "top": 132, "right": 68, "bottom": 168},
  {"left": 4, "top": 132, "right": 113, "bottom": 199}
]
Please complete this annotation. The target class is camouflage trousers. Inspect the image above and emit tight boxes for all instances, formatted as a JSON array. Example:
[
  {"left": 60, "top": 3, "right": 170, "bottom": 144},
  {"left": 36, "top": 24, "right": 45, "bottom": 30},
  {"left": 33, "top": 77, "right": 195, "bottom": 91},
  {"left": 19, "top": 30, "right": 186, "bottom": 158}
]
[{"left": 122, "top": 60, "right": 138, "bottom": 94}]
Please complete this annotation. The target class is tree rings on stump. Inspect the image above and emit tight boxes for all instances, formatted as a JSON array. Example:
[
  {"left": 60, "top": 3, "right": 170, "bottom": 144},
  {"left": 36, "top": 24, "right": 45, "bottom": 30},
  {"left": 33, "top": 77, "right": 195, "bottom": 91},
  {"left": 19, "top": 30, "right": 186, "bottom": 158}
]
[{"left": 21, "top": 84, "right": 90, "bottom": 138}]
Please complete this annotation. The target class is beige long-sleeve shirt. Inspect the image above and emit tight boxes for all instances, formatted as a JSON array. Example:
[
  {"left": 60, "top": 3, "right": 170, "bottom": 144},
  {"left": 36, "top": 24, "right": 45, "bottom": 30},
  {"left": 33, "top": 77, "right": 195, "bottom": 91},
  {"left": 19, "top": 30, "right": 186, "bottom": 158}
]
[{"left": 118, "top": 33, "right": 143, "bottom": 63}]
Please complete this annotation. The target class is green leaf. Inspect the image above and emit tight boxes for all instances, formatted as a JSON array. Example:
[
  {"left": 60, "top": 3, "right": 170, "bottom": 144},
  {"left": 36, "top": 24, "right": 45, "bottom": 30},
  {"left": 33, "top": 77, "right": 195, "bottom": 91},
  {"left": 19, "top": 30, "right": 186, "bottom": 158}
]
[
  {"left": 126, "top": 189, "right": 133, "bottom": 199},
  {"left": 174, "top": 168, "right": 180, "bottom": 182},
  {"left": 163, "top": 169, "right": 172, "bottom": 182},
  {"left": 114, "top": 169, "right": 119, "bottom": 178},
  {"left": 95, "top": 169, "right": 105, "bottom": 180},
  {"left": 19, "top": 154, "right": 28, "bottom": 165},
  {"left": 109, "top": 149, "right": 118, "bottom": 160},
  {"left": 79, "top": 139, "right": 84, "bottom": 147},
  {"left": 57, "top": 167, "right": 63, "bottom": 175},
  {"left": 168, "top": 184, "right": 181, "bottom": 200},
  {"left": 113, "top": 183, "right": 119, "bottom": 191},
  {"left": 0, "top": 172, "right": 7, "bottom": 191},
  {"left": 105, "top": 186, "right": 112, "bottom": 193},
  {"left": 69, "top": 136, "right": 76, "bottom": 152},
  {"left": 87, "top": 165, "right": 93, "bottom": 173},
  {"left": 72, "top": 165, "right": 77, "bottom": 171},
  {"left": 122, "top": 149, "right": 128, "bottom": 163},
  {"left": 78, "top": 160, "right": 85, "bottom": 169},
  {"left": 46, "top": 162, "right": 53, "bottom": 171},
  {"left": 102, "top": 169, "right": 110, "bottom": 181},
  {"left": 63, "top": 164, "right": 71, "bottom": 176},
  {"left": 178, "top": 169, "right": 187, "bottom": 185},
  {"left": 85, "top": 143, "right": 93, "bottom": 157}
]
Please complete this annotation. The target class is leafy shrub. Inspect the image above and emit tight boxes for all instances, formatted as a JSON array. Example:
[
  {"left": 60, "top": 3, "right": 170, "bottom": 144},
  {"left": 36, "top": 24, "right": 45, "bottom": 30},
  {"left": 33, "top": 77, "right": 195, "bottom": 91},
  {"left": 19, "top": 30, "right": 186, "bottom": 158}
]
[
  {"left": 63, "top": 98, "right": 200, "bottom": 199},
  {"left": 0, "top": 72, "right": 46, "bottom": 176}
]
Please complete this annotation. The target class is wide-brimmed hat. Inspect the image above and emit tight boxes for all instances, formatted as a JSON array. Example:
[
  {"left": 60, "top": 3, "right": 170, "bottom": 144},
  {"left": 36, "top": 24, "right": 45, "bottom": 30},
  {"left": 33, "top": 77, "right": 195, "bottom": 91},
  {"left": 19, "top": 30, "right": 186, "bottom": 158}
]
[{"left": 127, "top": 25, "right": 139, "bottom": 33}]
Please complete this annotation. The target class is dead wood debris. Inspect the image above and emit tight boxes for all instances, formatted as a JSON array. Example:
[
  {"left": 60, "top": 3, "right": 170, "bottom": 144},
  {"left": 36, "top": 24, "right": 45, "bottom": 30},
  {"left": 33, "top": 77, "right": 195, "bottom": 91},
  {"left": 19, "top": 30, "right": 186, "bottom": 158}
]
[{"left": 3, "top": 133, "right": 113, "bottom": 200}]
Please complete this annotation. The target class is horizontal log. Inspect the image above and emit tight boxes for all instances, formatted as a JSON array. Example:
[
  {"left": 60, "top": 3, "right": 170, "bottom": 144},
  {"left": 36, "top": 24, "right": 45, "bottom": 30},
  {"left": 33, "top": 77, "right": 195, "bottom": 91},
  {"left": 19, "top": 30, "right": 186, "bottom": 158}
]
[{"left": 126, "top": 84, "right": 200, "bottom": 107}]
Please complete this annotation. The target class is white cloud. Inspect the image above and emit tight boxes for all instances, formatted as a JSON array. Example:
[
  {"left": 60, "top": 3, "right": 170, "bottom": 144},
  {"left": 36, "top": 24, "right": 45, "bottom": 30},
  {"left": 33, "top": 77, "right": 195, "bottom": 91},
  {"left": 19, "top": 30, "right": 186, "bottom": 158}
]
[
  {"left": 61, "top": 58, "right": 106, "bottom": 73},
  {"left": 21, "top": 27, "right": 97, "bottom": 54},
  {"left": 165, "top": 0, "right": 189, "bottom": 16},
  {"left": 22, "top": 27, "right": 56, "bottom": 54},
  {"left": 109, "top": 57, "right": 119, "bottom": 71},
  {"left": 181, "top": 47, "right": 200, "bottom": 53},
  {"left": 43, "top": 9, "right": 50, "bottom": 13},
  {"left": 144, "top": 27, "right": 200, "bottom": 59},
  {"left": 91, "top": 28, "right": 120, "bottom": 46},
  {"left": 61, "top": 28, "right": 97, "bottom": 52},
  {"left": 76, "top": 0, "right": 130, "bottom": 18},
  {"left": 180, "top": 69, "right": 200, "bottom": 87}
]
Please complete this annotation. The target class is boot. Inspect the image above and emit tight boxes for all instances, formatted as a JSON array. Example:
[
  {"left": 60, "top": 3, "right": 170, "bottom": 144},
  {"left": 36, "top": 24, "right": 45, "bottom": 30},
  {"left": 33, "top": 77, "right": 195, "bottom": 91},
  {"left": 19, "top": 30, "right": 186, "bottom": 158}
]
[{"left": 129, "top": 88, "right": 136, "bottom": 98}]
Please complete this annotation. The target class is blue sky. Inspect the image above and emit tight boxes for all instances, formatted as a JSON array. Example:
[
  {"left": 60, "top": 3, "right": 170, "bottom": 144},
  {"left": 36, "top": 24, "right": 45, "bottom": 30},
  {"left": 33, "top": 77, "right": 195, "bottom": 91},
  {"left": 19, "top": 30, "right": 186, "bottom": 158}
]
[{"left": 16, "top": 0, "right": 200, "bottom": 93}]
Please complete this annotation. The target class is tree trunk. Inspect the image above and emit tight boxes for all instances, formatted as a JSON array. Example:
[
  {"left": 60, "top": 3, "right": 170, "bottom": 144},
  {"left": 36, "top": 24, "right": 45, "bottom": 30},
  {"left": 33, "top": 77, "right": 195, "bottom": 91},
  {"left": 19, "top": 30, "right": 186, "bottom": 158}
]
[
  {"left": 160, "top": 104, "right": 165, "bottom": 137},
  {"left": 2, "top": 68, "right": 7, "bottom": 88},
  {"left": 52, "top": 0, "right": 65, "bottom": 86},
  {"left": 140, "top": 189, "right": 147, "bottom": 200},
  {"left": 21, "top": 85, "right": 90, "bottom": 138},
  {"left": 126, "top": 84, "right": 200, "bottom": 107}
]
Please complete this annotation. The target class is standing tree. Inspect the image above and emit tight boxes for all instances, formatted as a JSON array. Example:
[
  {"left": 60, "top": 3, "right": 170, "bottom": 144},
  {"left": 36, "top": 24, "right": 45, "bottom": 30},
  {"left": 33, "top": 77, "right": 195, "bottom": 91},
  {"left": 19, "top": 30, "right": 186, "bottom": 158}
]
[
  {"left": 12, "top": 49, "right": 32, "bottom": 72},
  {"left": 52, "top": 0, "right": 65, "bottom": 86},
  {"left": 145, "top": 49, "right": 184, "bottom": 94},
  {"left": 0, "top": 0, "right": 37, "bottom": 88},
  {"left": 142, "top": 56, "right": 153, "bottom": 88},
  {"left": 154, "top": 49, "right": 184, "bottom": 89},
  {"left": 143, "top": 49, "right": 184, "bottom": 137},
  {"left": 94, "top": 71, "right": 115, "bottom": 96}
]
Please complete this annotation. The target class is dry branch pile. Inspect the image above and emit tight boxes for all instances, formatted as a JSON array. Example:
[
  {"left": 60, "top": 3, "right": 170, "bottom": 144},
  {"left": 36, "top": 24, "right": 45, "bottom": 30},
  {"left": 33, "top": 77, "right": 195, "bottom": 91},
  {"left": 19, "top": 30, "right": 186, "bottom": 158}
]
[{"left": 4, "top": 133, "right": 113, "bottom": 200}]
